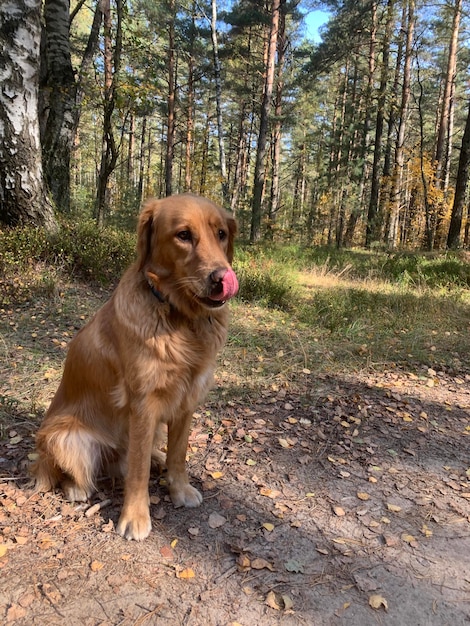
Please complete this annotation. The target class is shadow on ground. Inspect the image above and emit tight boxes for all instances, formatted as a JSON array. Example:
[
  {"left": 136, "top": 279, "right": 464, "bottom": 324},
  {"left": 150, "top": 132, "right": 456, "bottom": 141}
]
[{"left": 1, "top": 369, "right": 469, "bottom": 625}]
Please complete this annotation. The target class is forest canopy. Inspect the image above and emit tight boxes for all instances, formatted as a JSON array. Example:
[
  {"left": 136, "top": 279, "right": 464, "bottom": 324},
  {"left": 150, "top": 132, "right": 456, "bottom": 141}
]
[{"left": 0, "top": 0, "right": 469, "bottom": 250}]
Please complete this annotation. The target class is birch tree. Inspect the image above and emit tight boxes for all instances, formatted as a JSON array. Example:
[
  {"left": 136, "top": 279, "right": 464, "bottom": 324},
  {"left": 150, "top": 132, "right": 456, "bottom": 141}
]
[{"left": 0, "top": 0, "right": 57, "bottom": 230}]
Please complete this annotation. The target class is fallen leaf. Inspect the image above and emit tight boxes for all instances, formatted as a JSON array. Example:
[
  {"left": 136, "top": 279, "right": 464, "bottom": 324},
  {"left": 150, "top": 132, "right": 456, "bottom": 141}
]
[
  {"left": 266, "top": 590, "right": 281, "bottom": 610},
  {"left": 263, "top": 522, "right": 275, "bottom": 532},
  {"left": 6, "top": 603, "right": 27, "bottom": 622},
  {"left": 284, "top": 558, "right": 304, "bottom": 573},
  {"left": 386, "top": 503, "right": 402, "bottom": 512},
  {"left": 278, "top": 438, "right": 291, "bottom": 448},
  {"left": 333, "top": 506, "right": 346, "bottom": 516},
  {"left": 0, "top": 545, "right": 8, "bottom": 558},
  {"left": 177, "top": 567, "right": 195, "bottom": 579},
  {"left": 210, "top": 471, "right": 224, "bottom": 479},
  {"left": 15, "top": 536, "right": 28, "bottom": 545},
  {"left": 401, "top": 533, "right": 418, "bottom": 546},
  {"left": 282, "top": 594, "right": 294, "bottom": 610},
  {"left": 259, "top": 487, "right": 282, "bottom": 499},
  {"left": 369, "top": 594, "right": 388, "bottom": 611},
  {"left": 246, "top": 459, "right": 256, "bottom": 466},
  {"left": 237, "top": 554, "right": 251, "bottom": 571},
  {"left": 160, "top": 545, "right": 174, "bottom": 560},
  {"left": 208, "top": 512, "right": 227, "bottom": 529},
  {"left": 251, "top": 557, "right": 274, "bottom": 571},
  {"left": 421, "top": 524, "right": 433, "bottom": 537},
  {"left": 357, "top": 492, "right": 370, "bottom": 501},
  {"left": 90, "top": 560, "right": 104, "bottom": 572}
]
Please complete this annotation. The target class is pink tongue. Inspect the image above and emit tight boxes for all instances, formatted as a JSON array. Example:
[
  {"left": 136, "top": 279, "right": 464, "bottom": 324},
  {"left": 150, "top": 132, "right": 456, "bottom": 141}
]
[{"left": 211, "top": 268, "right": 239, "bottom": 301}]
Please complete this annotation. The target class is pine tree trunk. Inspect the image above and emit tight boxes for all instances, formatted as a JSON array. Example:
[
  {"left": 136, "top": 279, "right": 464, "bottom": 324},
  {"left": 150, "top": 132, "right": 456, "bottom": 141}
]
[
  {"left": 250, "top": 0, "right": 281, "bottom": 242},
  {"left": 0, "top": 0, "right": 56, "bottom": 230},
  {"left": 387, "top": 0, "right": 415, "bottom": 249},
  {"left": 137, "top": 117, "right": 147, "bottom": 203},
  {"left": 210, "top": 0, "right": 229, "bottom": 204},
  {"left": 365, "top": 0, "right": 394, "bottom": 246},
  {"left": 165, "top": 0, "right": 176, "bottom": 197},
  {"left": 435, "top": 0, "right": 462, "bottom": 190},
  {"left": 184, "top": 5, "right": 196, "bottom": 192},
  {"left": 447, "top": 97, "right": 470, "bottom": 248},
  {"left": 95, "top": 0, "right": 123, "bottom": 224},
  {"left": 268, "top": 5, "right": 286, "bottom": 233},
  {"left": 39, "top": 0, "right": 77, "bottom": 213}
]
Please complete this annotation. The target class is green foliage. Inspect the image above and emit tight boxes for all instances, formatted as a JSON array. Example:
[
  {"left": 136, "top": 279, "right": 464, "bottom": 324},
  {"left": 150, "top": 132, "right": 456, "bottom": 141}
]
[
  {"left": 381, "top": 254, "right": 470, "bottom": 288},
  {"left": 233, "top": 246, "right": 299, "bottom": 310},
  {"left": 0, "top": 221, "right": 136, "bottom": 284},
  {"left": 0, "top": 226, "right": 49, "bottom": 274},
  {"left": 235, "top": 245, "right": 470, "bottom": 316},
  {"left": 51, "top": 221, "right": 136, "bottom": 282}
]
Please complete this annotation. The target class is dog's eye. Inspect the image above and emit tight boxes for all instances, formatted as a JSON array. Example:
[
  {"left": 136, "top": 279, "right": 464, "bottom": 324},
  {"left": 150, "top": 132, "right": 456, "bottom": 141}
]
[
  {"left": 218, "top": 230, "right": 227, "bottom": 241},
  {"left": 177, "top": 230, "right": 192, "bottom": 242}
]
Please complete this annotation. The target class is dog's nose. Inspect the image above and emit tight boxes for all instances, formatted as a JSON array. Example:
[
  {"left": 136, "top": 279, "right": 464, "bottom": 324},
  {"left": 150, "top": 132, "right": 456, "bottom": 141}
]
[{"left": 210, "top": 268, "right": 227, "bottom": 296}]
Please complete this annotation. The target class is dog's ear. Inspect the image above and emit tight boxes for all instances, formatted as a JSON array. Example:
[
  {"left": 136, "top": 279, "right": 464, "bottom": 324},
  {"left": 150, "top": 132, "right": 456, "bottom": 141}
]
[
  {"left": 136, "top": 199, "right": 159, "bottom": 270},
  {"left": 225, "top": 213, "right": 237, "bottom": 264}
]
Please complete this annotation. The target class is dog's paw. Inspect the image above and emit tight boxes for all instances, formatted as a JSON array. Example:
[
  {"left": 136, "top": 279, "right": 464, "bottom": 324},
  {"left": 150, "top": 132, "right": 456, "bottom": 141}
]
[
  {"left": 170, "top": 483, "right": 203, "bottom": 508},
  {"left": 62, "top": 480, "right": 93, "bottom": 502},
  {"left": 116, "top": 510, "right": 152, "bottom": 541}
]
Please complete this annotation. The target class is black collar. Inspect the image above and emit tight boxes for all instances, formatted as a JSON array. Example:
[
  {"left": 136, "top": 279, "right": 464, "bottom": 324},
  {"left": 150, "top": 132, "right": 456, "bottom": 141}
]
[{"left": 146, "top": 275, "right": 166, "bottom": 303}]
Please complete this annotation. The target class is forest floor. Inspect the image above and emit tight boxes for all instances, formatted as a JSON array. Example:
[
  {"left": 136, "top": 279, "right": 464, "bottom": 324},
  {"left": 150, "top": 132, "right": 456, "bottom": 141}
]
[{"left": 0, "top": 275, "right": 470, "bottom": 625}]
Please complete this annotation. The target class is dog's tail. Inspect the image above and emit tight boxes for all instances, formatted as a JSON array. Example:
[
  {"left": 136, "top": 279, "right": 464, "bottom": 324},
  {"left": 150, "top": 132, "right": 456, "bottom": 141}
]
[{"left": 32, "top": 416, "right": 103, "bottom": 502}]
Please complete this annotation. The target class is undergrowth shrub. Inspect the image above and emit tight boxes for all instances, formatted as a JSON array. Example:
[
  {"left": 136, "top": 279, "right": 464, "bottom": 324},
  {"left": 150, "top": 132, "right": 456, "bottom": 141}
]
[
  {"left": 381, "top": 254, "right": 470, "bottom": 288},
  {"left": 51, "top": 221, "right": 136, "bottom": 282},
  {"left": 0, "top": 221, "right": 136, "bottom": 284},
  {"left": 0, "top": 226, "right": 49, "bottom": 274},
  {"left": 234, "top": 246, "right": 298, "bottom": 310}
]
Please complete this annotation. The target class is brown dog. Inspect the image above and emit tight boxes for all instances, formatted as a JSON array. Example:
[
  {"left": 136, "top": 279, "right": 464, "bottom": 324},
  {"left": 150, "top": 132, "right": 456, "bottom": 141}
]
[{"left": 32, "top": 194, "right": 238, "bottom": 540}]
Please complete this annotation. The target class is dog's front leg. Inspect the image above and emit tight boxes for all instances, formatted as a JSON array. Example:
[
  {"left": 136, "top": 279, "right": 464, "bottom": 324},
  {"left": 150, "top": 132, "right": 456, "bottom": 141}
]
[
  {"left": 116, "top": 405, "right": 155, "bottom": 541},
  {"left": 166, "top": 411, "right": 203, "bottom": 508}
]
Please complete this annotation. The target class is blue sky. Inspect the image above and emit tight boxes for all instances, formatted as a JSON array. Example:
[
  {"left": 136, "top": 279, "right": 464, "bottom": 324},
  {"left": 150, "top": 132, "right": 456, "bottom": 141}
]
[{"left": 303, "top": 9, "right": 330, "bottom": 42}]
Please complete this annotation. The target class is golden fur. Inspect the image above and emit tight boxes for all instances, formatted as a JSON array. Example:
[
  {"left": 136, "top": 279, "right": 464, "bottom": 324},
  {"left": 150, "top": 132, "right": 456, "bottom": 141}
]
[{"left": 33, "top": 194, "right": 237, "bottom": 540}]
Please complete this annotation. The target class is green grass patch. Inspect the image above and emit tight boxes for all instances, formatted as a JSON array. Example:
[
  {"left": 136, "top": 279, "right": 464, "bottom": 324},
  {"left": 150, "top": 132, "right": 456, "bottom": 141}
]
[{"left": 1, "top": 233, "right": 468, "bottom": 398}]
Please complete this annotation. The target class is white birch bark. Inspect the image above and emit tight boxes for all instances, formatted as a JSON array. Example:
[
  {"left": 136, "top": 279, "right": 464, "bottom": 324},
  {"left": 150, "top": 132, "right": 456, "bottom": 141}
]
[{"left": 0, "top": 0, "right": 56, "bottom": 229}]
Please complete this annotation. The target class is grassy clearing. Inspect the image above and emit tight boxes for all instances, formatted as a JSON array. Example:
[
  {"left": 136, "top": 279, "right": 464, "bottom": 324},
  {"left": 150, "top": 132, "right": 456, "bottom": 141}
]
[{"left": 0, "top": 224, "right": 469, "bottom": 417}]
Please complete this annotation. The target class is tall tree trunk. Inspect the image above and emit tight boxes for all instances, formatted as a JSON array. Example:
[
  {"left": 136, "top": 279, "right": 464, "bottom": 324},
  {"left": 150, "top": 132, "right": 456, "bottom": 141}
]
[
  {"left": 95, "top": 0, "right": 123, "bottom": 224},
  {"left": 165, "top": 0, "right": 176, "bottom": 197},
  {"left": 127, "top": 113, "right": 135, "bottom": 186},
  {"left": 230, "top": 27, "right": 253, "bottom": 215},
  {"left": 447, "top": 97, "right": 470, "bottom": 248},
  {"left": 210, "top": 0, "right": 229, "bottom": 204},
  {"left": 0, "top": 0, "right": 56, "bottom": 230},
  {"left": 387, "top": 0, "right": 415, "bottom": 249},
  {"left": 416, "top": 58, "right": 434, "bottom": 250},
  {"left": 435, "top": 0, "right": 462, "bottom": 191},
  {"left": 365, "top": 0, "right": 393, "bottom": 246},
  {"left": 40, "top": 0, "right": 76, "bottom": 213},
  {"left": 268, "top": 5, "right": 286, "bottom": 234},
  {"left": 137, "top": 116, "right": 147, "bottom": 203},
  {"left": 250, "top": 0, "right": 281, "bottom": 242},
  {"left": 40, "top": 0, "right": 102, "bottom": 214},
  {"left": 346, "top": 0, "right": 376, "bottom": 247},
  {"left": 380, "top": 1, "right": 405, "bottom": 239},
  {"left": 184, "top": 4, "right": 196, "bottom": 192}
]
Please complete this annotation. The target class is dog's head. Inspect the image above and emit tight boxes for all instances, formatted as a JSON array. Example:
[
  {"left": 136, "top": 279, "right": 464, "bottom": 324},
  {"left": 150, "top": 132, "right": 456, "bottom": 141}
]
[{"left": 137, "top": 194, "right": 238, "bottom": 314}]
